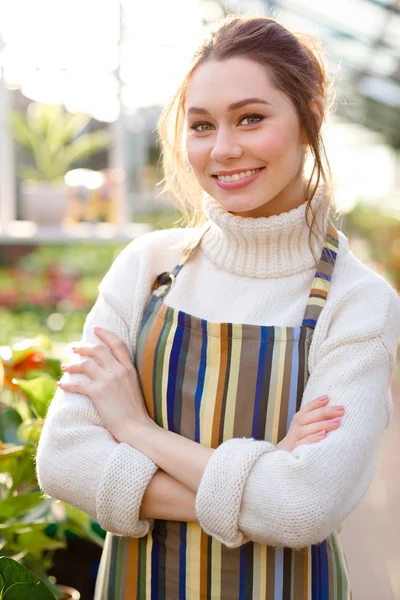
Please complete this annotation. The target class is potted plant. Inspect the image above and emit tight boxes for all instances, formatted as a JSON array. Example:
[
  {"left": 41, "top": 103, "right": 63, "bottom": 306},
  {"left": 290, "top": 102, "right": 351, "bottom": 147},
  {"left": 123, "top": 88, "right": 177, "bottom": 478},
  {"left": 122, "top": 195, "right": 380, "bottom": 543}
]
[
  {"left": 0, "top": 334, "right": 105, "bottom": 599},
  {"left": 10, "top": 103, "right": 112, "bottom": 226}
]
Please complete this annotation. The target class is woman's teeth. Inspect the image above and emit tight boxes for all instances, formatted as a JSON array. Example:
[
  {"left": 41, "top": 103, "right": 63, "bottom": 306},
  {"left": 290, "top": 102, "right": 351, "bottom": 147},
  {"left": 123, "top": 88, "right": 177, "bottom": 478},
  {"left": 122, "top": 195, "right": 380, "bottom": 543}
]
[{"left": 216, "top": 168, "right": 261, "bottom": 182}]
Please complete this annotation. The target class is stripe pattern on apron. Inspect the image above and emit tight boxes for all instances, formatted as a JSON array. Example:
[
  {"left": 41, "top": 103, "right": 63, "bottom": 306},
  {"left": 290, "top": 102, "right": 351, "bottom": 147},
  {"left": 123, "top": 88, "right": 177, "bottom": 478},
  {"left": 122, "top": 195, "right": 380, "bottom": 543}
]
[{"left": 94, "top": 222, "right": 352, "bottom": 599}]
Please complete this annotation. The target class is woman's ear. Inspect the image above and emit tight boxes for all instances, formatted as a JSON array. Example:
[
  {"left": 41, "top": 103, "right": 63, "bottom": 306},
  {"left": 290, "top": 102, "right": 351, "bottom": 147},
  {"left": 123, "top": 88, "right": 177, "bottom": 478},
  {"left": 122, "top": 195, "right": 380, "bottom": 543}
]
[
  {"left": 301, "top": 97, "right": 324, "bottom": 144},
  {"left": 311, "top": 97, "right": 324, "bottom": 131}
]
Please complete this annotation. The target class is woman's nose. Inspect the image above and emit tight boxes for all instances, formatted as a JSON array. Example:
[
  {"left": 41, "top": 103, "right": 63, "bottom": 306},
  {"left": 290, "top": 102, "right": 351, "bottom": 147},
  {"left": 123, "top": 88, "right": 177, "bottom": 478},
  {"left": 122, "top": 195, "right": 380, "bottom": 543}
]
[{"left": 210, "top": 130, "right": 243, "bottom": 162}]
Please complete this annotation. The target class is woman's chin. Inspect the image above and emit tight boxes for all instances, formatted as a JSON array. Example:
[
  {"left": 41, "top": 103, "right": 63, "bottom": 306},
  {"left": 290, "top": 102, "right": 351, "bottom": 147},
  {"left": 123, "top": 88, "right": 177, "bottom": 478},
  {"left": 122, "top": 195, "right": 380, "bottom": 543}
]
[{"left": 213, "top": 193, "right": 271, "bottom": 216}]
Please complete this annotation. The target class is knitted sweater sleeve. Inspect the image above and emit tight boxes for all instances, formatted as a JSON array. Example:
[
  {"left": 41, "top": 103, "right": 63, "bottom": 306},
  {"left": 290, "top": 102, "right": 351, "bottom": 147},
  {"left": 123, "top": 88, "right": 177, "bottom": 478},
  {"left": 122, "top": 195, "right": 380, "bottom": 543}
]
[
  {"left": 195, "top": 281, "right": 400, "bottom": 549},
  {"left": 36, "top": 235, "right": 163, "bottom": 538}
]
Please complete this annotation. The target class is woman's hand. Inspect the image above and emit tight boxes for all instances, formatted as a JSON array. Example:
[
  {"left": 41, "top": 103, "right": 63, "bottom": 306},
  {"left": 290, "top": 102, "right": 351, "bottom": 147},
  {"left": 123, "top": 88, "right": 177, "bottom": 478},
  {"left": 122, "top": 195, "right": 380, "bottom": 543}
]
[
  {"left": 58, "top": 326, "right": 153, "bottom": 443},
  {"left": 277, "top": 395, "right": 344, "bottom": 452}
]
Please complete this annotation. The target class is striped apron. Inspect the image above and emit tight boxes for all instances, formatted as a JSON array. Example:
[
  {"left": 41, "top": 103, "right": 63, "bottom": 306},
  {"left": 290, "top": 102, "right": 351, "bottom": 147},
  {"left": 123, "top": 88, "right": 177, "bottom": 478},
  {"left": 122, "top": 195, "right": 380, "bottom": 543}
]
[{"left": 94, "top": 221, "right": 352, "bottom": 599}]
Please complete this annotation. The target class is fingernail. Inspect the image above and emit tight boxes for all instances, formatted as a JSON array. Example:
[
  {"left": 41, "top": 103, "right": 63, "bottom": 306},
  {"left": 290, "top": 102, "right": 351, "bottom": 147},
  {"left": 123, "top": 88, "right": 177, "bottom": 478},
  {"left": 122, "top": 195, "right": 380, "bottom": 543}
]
[
  {"left": 60, "top": 365, "right": 66, "bottom": 370},
  {"left": 318, "top": 430, "right": 326, "bottom": 436},
  {"left": 317, "top": 395, "right": 328, "bottom": 402},
  {"left": 335, "top": 406, "right": 345, "bottom": 410},
  {"left": 331, "top": 417, "right": 341, "bottom": 423},
  {"left": 93, "top": 326, "right": 102, "bottom": 331}
]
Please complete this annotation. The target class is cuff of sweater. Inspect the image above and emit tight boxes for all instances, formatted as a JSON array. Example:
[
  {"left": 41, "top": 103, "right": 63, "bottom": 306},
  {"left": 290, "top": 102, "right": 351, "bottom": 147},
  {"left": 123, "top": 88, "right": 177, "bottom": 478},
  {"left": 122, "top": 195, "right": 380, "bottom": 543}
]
[
  {"left": 195, "top": 438, "right": 274, "bottom": 548},
  {"left": 96, "top": 443, "right": 158, "bottom": 538}
]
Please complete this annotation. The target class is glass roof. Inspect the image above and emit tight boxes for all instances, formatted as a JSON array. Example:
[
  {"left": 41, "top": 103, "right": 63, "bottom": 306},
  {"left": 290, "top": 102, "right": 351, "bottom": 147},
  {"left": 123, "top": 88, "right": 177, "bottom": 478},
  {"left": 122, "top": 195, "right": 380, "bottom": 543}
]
[
  {"left": 223, "top": 0, "right": 400, "bottom": 146},
  {"left": 0, "top": 0, "right": 398, "bottom": 144}
]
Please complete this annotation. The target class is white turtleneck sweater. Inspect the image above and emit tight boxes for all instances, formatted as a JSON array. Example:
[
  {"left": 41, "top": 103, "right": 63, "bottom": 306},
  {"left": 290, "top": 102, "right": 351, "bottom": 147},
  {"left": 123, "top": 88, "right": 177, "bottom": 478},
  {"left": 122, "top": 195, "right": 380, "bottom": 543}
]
[{"left": 36, "top": 195, "right": 400, "bottom": 549}]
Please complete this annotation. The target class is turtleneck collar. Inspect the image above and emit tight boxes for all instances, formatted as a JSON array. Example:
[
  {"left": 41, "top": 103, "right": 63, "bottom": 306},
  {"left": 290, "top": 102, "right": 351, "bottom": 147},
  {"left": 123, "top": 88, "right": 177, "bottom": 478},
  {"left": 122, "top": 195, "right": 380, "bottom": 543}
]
[{"left": 200, "top": 190, "right": 330, "bottom": 279}]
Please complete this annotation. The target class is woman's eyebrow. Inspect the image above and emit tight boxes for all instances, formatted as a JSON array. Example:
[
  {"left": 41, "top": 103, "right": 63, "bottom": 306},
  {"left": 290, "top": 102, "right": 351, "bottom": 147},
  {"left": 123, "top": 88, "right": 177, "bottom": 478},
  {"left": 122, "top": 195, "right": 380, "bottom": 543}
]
[{"left": 187, "top": 97, "right": 272, "bottom": 115}]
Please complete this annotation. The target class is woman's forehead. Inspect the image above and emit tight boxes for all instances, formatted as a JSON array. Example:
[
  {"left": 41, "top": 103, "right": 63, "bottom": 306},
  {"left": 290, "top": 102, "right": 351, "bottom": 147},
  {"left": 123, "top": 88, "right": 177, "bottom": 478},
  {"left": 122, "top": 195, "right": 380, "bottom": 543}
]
[{"left": 185, "top": 59, "right": 286, "bottom": 112}]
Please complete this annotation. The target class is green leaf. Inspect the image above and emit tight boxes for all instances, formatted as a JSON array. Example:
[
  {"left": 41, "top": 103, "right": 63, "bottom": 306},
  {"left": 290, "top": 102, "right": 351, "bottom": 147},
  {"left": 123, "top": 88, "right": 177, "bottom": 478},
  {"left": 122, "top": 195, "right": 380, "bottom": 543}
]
[
  {"left": 7, "top": 453, "right": 37, "bottom": 490},
  {"left": 0, "top": 493, "right": 44, "bottom": 520},
  {"left": 9, "top": 112, "right": 36, "bottom": 152},
  {"left": 0, "top": 447, "right": 25, "bottom": 462},
  {"left": 0, "top": 361, "right": 4, "bottom": 392},
  {"left": 63, "top": 505, "right": 91, "bottom": 532},
  {"left": 0, "top": 457, "right": 17, "bottom": 475},
  {"left": 0, "top": 557, "right": 55, "bottom": 599},
  {"left": 17, "top": 420, "right": 43, "bottom": 445},
  {"left": 63, "top": 130, "right": 111, "bottom": 169},
  {"left": 20, "top": 559, "right": 63, "bottom": 600},
  {"left": 0, "top": 409, "right": 23, "bottom": 445},
  {"left": 41, "top": 359, "right": 62, "bottom": 381},
  {"left": 12, "top": 378, "right": 56, "bottom": 419},
  {"left": 3, "top": 581, "right": 56, "bottom": 599},
  {"left": 17, "top": 167, "right": 42, "bottom": 183},
  {"left": 0, "top": 522, "right": 47, "bottom": 535},
  {"left": 12, "top": 336, "right": 52, "bottom": 366},
  {"left": 58, "top": 112, "right": 90, "bottom": 145},
  {"left": 17, "top": 531, "right": 65, "bottom": 554}
]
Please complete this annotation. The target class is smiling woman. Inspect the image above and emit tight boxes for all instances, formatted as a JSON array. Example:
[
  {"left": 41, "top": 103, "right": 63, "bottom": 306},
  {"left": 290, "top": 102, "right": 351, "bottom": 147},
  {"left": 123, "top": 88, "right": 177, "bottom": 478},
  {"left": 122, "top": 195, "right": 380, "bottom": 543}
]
[
  {"left": 36, "top": 14, "right": 400, "bottom": 600},
  {"left": 185, "top": 60, "right": 315, "bottom": 217}
]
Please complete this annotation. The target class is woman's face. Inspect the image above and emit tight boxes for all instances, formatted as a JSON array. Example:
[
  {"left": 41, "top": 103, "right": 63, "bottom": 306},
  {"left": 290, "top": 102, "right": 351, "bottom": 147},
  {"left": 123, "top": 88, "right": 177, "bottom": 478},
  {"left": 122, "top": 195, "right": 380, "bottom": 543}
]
[{"left": 185, "top": 57, "right": 308, "bottom": 218}]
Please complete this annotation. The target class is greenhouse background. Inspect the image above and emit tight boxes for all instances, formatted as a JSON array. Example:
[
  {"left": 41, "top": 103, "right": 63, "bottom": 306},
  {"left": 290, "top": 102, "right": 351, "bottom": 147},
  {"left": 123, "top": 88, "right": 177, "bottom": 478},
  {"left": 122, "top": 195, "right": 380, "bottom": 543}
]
[{"left": 0, "top": 0, "right": 399, "bottom": 598}]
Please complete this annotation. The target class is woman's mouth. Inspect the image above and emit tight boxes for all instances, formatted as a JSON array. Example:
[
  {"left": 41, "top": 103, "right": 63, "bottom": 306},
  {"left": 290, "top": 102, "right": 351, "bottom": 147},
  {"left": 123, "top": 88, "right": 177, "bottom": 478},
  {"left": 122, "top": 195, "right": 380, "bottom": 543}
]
[{"left": 213, "top": 168, "right": 265, "bottom": 190}]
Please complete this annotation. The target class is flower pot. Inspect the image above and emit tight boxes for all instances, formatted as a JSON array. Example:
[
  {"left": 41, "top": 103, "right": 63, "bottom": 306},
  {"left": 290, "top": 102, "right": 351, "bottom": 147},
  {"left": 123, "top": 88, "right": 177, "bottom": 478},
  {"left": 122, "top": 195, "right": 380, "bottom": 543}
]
[
  {"left": 21, "top": 181, "right": 69, "bottom": 226},
  {"left": 58, "top": 584, "right": 81, "bottom": 600}
]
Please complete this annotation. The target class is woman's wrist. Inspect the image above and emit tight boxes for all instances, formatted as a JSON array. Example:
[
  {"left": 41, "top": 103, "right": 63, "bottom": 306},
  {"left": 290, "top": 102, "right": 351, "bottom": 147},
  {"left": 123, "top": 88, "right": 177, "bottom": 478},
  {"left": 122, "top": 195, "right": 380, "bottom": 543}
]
[
  {"left": 139, "top": 470, "right": 198, "bottom": 522},
  {"left": 116, "top": 418, "right": 160, "bottom": 447},
  {"left": 122, "top": 419, "right": 214, "bottom": 493}
]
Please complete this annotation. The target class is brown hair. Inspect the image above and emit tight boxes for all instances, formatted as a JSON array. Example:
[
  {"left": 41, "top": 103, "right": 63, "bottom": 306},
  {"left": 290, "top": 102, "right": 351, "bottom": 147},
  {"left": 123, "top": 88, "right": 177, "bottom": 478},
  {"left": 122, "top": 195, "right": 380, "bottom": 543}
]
[{"left": 158, "top": 15, "right": 336, "bottom": 259}]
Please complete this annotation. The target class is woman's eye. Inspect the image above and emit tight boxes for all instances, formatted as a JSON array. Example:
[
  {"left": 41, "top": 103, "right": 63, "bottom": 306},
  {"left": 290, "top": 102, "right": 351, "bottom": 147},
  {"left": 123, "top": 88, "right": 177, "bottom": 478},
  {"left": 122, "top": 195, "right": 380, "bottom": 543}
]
[
  {"left": 190, "top": 122, "right": 214, "bottom": 132},
  {"left": 240, "top": 114, "right": 264, "bottom": 126}
]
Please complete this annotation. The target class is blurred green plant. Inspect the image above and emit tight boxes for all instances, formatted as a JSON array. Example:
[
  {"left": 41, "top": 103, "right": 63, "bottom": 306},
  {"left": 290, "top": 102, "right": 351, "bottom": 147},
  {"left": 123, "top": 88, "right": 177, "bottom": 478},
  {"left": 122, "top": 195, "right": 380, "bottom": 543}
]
[
  {"left": 344, "top": 204, "right": 400, "bottom": 290},
  {"left": 0, "top": 335, "right": 104, "bottom": 598},
  {"left": 0, "top": 309, "right": 87, "bottom": 347},
  {"left": 10, "top": 103, "right": 111, "bottom": 182}
]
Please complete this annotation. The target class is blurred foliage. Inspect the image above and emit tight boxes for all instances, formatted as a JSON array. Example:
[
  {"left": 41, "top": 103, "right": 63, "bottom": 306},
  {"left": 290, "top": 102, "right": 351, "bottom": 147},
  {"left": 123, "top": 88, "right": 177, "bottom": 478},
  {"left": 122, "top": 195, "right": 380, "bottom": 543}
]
[
  {"left": 10, "top": 103, "right": 111, "bottom": 183},
  {"left": 0, "top": 335, "right": 104, "bottom": 598},
  {"left": 344, "top": 204, "right": 400, "bottom": 290},
  {"left": 0, "top": 309, "right": 88, "bottom": 347},
  {"left": 1, "top": 212, "right": 183, "bottom": 343},
  {"left": 0, "top": 244, "right": 126, "bottom": 345}
]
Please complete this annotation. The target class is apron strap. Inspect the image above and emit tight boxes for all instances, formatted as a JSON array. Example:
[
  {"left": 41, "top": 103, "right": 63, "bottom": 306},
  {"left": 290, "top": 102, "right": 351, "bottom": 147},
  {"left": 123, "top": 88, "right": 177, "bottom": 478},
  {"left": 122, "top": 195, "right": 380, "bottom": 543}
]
[
  {"left": 151, "top": 222, "right": 211, "bottom": 298},
  {"left": 152, "top": 219, "right": 339, "bottom": 317},
  {"left": 302, "top": 222, "right": 339, "bottom": 329}
]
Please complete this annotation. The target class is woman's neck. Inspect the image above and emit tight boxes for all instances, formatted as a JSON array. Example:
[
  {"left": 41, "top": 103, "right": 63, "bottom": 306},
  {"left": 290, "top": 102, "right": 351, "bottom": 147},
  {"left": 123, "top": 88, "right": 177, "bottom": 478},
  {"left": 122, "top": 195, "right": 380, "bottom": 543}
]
[{"left": 200, "top": 187, "right": 329, "bottom": 279}]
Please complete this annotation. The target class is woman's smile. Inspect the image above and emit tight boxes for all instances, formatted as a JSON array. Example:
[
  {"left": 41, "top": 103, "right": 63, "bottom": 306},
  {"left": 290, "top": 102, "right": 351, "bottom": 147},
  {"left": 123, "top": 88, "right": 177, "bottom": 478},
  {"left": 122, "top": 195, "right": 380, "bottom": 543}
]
[{"left": 213, "top": 167, "right": 265, "bottom": 190}]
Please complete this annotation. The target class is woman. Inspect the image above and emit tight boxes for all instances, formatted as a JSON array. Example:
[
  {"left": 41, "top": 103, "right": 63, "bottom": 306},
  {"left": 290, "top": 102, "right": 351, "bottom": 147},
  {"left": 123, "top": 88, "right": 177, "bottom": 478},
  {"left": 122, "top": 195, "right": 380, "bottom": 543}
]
[{"left": 36, "top": 15, "right": 400, "bottom": 599}]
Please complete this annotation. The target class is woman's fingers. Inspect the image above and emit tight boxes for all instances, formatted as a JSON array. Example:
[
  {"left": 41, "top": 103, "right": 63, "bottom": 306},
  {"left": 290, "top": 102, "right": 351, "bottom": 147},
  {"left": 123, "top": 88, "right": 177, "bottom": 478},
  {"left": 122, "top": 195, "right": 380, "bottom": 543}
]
[
  {"left": 58, "top": 358, "right": 104, "bottom": 394},
  {"left": 298, "top": 417, "right": 341, "bottom": 439},
  {"left": 69, "top": 329, "right": 132, "bottom": 372},
  {"left": 92, "top": 327, "right": 132, "bottom": 368},
  {"left": 300, "top": 405, "right": 345, "bottom": 425},
  {"left": 295, "top": 430, "right": 327, "bottom": 447},
  {"left": 301, "top": 395, "right": 329, "bottom": 412},
  {"left": 71, "top": 343, "right": 114, "bottom": 369},
  {"left": 61, "top": 358, "right": 103, "bottom": 380},
  {"left": 58, "top": 379, "right": 91, "bottom": 395}
]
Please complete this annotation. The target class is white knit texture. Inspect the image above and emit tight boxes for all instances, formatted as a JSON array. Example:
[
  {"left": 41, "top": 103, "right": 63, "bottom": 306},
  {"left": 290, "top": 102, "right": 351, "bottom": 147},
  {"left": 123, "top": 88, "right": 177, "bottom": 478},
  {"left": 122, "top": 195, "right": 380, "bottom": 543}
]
[
  {"left": 96, "top": 443, "right": 158, "bottom": 537},
  {"left": 195, "top": 439, "right": 275, "bottom": 547},
  {"left": 36, "top": 194, "right": 400, "bottom": 544}
]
